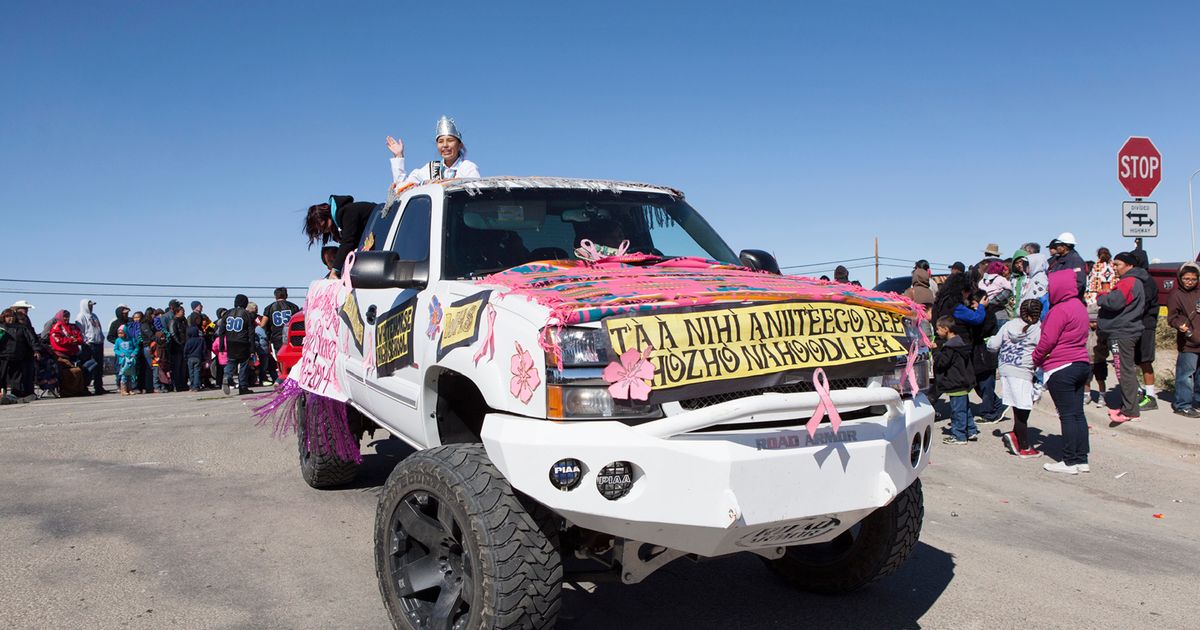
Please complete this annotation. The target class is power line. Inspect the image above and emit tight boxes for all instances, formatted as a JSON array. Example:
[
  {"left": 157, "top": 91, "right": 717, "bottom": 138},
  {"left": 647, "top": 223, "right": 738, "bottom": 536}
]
[
  {"left": 779, "top": 256, "right": 875, "bottom": 270},
  {"left": 0, "top": 278, "right": 306, "bottom": 290},
  {"left": 0, "top": 290, "right": 285, "bottom": 300}
]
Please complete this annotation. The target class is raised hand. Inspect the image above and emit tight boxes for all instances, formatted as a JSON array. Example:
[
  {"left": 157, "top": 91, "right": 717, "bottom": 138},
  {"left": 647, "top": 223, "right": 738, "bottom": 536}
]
[{"left": 386, "top": 136, "right": 404, "bottom": 158}]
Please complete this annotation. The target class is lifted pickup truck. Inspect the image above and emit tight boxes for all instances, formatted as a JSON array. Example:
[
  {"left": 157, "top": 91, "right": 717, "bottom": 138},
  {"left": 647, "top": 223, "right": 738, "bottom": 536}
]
[{"left": 284, "top": 177, "right": 933, "bottom": 630}]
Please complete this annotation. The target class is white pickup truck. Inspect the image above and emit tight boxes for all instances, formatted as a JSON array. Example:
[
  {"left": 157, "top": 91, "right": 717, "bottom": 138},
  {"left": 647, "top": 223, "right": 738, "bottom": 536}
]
[{"left": 289, "top": 176, "right": 933, "bottom": 630}]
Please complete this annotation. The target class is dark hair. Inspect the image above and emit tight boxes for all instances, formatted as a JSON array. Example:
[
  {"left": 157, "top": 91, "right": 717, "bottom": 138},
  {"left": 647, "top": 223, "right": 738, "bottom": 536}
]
[
  {"left": 970, "top": 289, "right": 987, "bottom": 303},
  {"left": 1019, "top": 299, "right": 1042, "bottom": 332},
  {"left": 1097, "top": 247, "right": 1111, "bottom": 263},
  {"left": 936, "top": 316, "right": 956, "bottom": 331},
  {"left": 914, "top": 259, "right": 930, "bottom": 270},
  {"left": 0, "top": 308, "right": 14, "bottom": 319},
  {"left": 303, "top": 203, "right": 332, "bottom": 248},
  {"left": 933, "top": 272, "right": 973, "bottom": 322},
  {"left": 274, "top": 287, "right": 288, "bottom": 300}
]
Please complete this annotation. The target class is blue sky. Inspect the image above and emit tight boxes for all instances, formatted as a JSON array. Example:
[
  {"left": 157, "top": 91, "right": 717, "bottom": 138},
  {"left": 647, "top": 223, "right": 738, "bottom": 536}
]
[{"left": 4, "top": 1, "right": 1200, "bottom": 320}]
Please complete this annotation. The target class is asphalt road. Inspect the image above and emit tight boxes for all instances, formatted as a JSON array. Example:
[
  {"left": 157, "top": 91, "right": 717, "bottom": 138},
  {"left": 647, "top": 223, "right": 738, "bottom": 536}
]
[{"left": 2, "top": 383, "right": 1198, "bottom": 630}]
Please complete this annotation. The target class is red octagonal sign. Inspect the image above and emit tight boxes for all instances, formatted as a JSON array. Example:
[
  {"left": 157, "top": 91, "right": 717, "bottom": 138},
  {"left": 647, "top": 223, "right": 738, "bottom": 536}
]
[{"left": 1118, "top": 136, "right": 1162, "bottom": 198}]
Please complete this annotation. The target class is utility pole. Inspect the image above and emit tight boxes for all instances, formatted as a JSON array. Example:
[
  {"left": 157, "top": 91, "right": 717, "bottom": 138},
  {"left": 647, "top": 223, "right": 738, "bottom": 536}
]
[{"left": 874, "top": 238, "right": 879, "bottom": 286}]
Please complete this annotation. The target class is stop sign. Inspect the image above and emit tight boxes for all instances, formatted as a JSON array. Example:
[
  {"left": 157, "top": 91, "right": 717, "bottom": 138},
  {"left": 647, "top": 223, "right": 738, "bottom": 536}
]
[{"left": 1117, "top": 136, "right": 1162, "bottom": 198}]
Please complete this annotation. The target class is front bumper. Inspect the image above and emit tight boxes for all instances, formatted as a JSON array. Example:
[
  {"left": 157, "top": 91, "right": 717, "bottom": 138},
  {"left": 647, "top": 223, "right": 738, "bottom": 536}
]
[{"left": 481, "top": 387, "right": 933, "bottom": 557}]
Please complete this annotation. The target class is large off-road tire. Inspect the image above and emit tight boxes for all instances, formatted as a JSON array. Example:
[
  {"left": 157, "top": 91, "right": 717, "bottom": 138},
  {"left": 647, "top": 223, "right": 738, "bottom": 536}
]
[
  {"left": 297, "top": 392, "right": 359, "bottom": 489},
  {"left": 765, "top": 479, "right": 923, "bottom": 595},
  {"left": 375, "top": 444, "right": 561, "bottom": 630}
]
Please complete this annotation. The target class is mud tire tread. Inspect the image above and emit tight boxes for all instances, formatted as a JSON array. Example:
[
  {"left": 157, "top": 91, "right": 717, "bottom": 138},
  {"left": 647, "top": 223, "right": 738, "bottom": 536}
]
[
  {"left": 375, "top": 444, "right": 561, "bottom": 630},
  {"left": 297, "top": 394, "right": 359, "bottom": 488},
  {"left": 765, "top": 479, "right": 924, "bottom": 595}
]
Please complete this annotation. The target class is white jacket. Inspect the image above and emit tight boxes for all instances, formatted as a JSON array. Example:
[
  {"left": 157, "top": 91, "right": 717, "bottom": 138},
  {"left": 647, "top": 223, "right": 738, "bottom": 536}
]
[
  {"left": 986, "top": 318, "right": 1041, "bottom": 379},
  {"left": 390, "top": 156, "right": 479, "bottom": 185},
  {"left": 75, "top": 299, "right": 105, "bottom": 345}
]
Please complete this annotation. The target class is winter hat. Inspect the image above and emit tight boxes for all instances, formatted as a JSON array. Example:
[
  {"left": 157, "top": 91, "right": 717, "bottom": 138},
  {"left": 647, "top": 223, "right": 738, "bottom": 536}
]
[
  {"left": 190, "top": 301, "right": 202, "bottom": 310},
  {"left": 234, "top": 294, "right": 249, "bottom": 308},
  {"left": 168, "top": 299, "right": 182, "bottom": 309},
  {"left": 1012, "top": 248, "right": 1028, "bottom": 260},
  {"left": 1114, "top": 252, "right": 1138, "bottom": 266}
]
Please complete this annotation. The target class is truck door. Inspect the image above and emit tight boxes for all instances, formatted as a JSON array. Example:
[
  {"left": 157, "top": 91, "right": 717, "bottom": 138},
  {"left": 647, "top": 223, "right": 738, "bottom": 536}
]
[{"left": 346, "top": 195, "right": 433, "bottom": 443}]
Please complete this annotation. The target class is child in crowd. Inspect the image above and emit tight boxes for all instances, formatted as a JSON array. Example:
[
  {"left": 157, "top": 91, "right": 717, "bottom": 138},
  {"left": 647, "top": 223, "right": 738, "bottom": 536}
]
[
  {"left": 113, "top": 326, "right": 139, "bottom": 395},
  {"left": 184, "top": 325, "right": 205, "bottom": 392},
  {"left": 935, "top": 316, "right": 977, "bottom": 444},
  {"left": 153, "top": 330, "right": 169, "bottom": 393},
  {"left": 988, "top": 299, "right": 1044, "bottom": 458},
  {"left": 211, "top": 334, "right": 228, "bottom": 385},
  {"left": 979, "top": 260, "right": 1013, "bottom": 302}
]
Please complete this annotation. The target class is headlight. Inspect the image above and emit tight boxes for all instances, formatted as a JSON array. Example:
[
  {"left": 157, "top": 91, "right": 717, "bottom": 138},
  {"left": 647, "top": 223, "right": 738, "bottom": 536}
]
[
  {"left": 881, "top": 358, "right": 930, "bottom": 396},
  {"left": 549, "top": 327, "right": 614, "bottom": 367},
  {"left": 546, "top": 385, "right": 661, "bottom": 420}
]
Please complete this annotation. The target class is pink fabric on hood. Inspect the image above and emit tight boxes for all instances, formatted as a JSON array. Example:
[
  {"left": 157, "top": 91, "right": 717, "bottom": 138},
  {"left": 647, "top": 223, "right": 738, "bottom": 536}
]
[{"left": 1030, "top": 270, "right": 1090, "bottom": 372}]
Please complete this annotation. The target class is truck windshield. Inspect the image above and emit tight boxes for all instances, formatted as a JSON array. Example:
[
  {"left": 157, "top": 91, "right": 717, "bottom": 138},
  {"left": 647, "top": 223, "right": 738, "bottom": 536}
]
[{"left": 442, "top": 189, "right": 738, "bottom": 279}]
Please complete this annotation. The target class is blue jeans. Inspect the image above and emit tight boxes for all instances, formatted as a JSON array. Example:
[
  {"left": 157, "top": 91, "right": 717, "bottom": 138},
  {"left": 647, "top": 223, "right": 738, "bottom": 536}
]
[
  {"left": 225, "top": 360, "right": 250, "bottom": 390},
  {"left": 188, "top": 357, "right": 202, "bottom": 391},
  {"left": 1174, "top": 351, "right": 1199, "bottom": 410},
  {"left": 974, "top": 372, "right": 1006, "bottom": 420},
  {"left": 949, "top": 394, "right": 977, "bottom": 441},
  {"left": 1046, "top": 362, "right": 1090, "bottom": 465}
]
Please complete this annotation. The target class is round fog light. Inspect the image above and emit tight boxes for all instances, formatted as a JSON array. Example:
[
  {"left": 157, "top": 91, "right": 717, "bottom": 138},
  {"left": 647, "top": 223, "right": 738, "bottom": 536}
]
[
  {"left": 549, "top": 458, "right": 583, "bottom": 491},
  {"left": 910, "top": 435, "right": 923, "bottom": 468},
  {"left": 596, "top": 461, "right": 634, "bottom": 500}
]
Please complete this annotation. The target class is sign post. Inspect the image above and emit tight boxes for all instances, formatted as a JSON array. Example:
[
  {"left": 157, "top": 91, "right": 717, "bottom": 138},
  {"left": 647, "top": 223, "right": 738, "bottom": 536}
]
[{"left": 1121, "top": 201, "right": 1158, "bottom": 238}]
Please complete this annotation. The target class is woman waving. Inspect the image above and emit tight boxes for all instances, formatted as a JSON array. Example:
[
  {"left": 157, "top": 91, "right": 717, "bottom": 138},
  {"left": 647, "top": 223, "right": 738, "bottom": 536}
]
[{"left": 386, "top": 115, "right": 480, "bottom": 185}]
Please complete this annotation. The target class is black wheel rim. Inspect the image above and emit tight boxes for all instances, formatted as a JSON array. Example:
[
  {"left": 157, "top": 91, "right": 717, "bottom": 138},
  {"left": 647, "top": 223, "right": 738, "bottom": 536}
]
[{"left": 387, "top": 490, "right": 472, "bottom": 630}]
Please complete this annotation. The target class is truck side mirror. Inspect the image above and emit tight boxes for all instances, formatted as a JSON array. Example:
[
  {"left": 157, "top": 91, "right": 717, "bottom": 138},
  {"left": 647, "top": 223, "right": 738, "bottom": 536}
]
[
  {"left": 350, "top": 251, "right": 428, "bottom": 289},
  {"left": 739, "top": 249, "right": 781, "bottom": 275}
]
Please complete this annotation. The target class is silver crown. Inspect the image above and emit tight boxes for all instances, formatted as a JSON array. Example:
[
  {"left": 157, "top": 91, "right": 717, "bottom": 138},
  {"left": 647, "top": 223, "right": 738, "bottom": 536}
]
[{"left": 435, "top": 115, "right": 461, "bottom": 141}]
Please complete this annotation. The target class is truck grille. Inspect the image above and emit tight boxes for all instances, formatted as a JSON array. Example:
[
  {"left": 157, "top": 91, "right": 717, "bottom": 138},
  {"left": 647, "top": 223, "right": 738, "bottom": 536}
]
[{"left": 678, "top": 377, "right": 870, "bottom": 410}]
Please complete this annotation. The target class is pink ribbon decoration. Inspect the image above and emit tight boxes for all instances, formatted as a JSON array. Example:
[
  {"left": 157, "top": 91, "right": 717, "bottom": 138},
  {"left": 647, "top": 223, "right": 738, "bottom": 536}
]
[
  {"left": 575, "top": 239, "right": 630, "bottom": 262},
  {"left": 472, "top": 304, "right": 497, "bottom": 365},
  {"left": 805, "top": 368, "right": 842, "bottom": 438},
  {"left": 901, "top": 340, "right": 920, "bottom": 398}
]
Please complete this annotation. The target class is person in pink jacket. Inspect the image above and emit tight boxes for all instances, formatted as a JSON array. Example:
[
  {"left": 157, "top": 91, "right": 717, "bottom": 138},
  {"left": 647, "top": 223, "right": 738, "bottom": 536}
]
[{"left": 1031, "top": 270, "right": 1092, "bottom": 474}]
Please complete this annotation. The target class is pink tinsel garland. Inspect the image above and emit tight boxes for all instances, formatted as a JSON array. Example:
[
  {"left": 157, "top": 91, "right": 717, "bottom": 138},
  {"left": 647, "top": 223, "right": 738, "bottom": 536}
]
[{"left": 252, "top": 379, "right": 362, "bottom": 463}]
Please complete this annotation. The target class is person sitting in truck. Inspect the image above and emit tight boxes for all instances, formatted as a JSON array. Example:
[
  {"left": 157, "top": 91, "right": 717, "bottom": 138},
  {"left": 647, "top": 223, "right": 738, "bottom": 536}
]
[
  {"left": 303, "top": 195, "right": 377, "bottom": 280},
  {"left": 386, "top": 115, "right": 480, "bottom": 186}
]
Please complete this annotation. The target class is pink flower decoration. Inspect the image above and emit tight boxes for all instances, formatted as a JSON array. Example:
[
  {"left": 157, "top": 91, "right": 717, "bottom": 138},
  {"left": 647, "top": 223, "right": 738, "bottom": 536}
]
[
  {"left": 509, "top": 342, "right": 541, "bottom": 404},
  {"left": 603, "top": 346, "right": 656, "bottom": 401}
]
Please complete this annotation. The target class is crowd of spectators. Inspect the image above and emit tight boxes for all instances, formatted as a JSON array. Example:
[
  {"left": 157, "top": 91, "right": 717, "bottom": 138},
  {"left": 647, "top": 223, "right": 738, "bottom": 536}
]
[{"left": 0, "top": 288, "right": 298, "bottom": 403}]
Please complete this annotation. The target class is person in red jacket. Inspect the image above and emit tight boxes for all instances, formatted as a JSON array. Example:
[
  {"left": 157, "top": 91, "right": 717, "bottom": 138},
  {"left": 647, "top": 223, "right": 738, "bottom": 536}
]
[
  {"left": 1031, "top": 270, "right": 1092, "bottom": 475},
  {"left": 48, "top": 310, "right": 84, "bottom": 358}
]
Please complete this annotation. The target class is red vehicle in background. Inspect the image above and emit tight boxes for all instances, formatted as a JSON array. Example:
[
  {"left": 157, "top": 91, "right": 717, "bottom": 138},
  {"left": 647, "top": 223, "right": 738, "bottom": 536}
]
[{"left": 275, "top": 311, "right": 305, "bottom": 380}]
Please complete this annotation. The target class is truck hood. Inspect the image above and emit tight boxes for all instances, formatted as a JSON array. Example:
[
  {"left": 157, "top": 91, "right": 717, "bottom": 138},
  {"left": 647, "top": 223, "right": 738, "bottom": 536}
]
[{"left": 472, "top": 257, "right": 923, "bottom": 329}]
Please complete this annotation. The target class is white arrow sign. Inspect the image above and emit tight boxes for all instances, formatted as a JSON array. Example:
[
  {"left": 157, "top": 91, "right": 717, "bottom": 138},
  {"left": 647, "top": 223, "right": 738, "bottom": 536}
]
[{"left": 1122, "top": 201, "right": 1158, "bottom": 237}]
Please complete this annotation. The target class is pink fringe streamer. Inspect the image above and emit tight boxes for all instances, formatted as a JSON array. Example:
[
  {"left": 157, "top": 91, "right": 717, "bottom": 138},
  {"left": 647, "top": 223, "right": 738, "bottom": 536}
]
[{"left": 251, "top": 379, "right": 362, "bottom": 463}]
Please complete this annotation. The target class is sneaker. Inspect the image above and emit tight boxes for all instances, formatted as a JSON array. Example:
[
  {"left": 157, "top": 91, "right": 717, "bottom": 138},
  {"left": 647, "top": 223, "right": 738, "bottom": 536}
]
[
  {"left": 1017, "top": 448, "right": 1042, "bottom": 459},
  {"left": 1108, "top": 409, "right": 1135, "bottom": 424},
  {"left": 1043, "top": 461, "right": 1079, "bottom": 475},
  {"left": 942, "top": 436, "right": 968, "bottom": 445},
  {"left": 222, "top": 381, "right": 231, "bottom": 396},
  {"left": 237, "top": 388, "right": 254, "bottom": 396},
  {"left": 1077, "top": 463, "right": 1090, "bottom": 473},
  {"left": 1139, "top": 396, "right": 1158, "bottom": 411},
  {"left": 0, "top": 394, "right": 16, "bottom": 405},
  {"left": 975, "top": 415, "right": 1004, "bottom": 425},
  {"left": 967, "top": 433, "right": 979, "bottom": 442},
  {"left": 1174, "top": 407, "right": 1200, "bottom": 418},
  {"left": 1001, "top": 432, "right": 1019, "bottom": 455}
]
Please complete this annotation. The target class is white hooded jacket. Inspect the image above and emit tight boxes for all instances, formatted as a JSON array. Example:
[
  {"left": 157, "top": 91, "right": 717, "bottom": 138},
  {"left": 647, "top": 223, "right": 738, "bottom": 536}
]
[
  {"left": 986, "top": 318, "right": 1042, "bottom": 379},
  {"left": 75, "top": 299, "right": 105, "bottom": 345}
]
